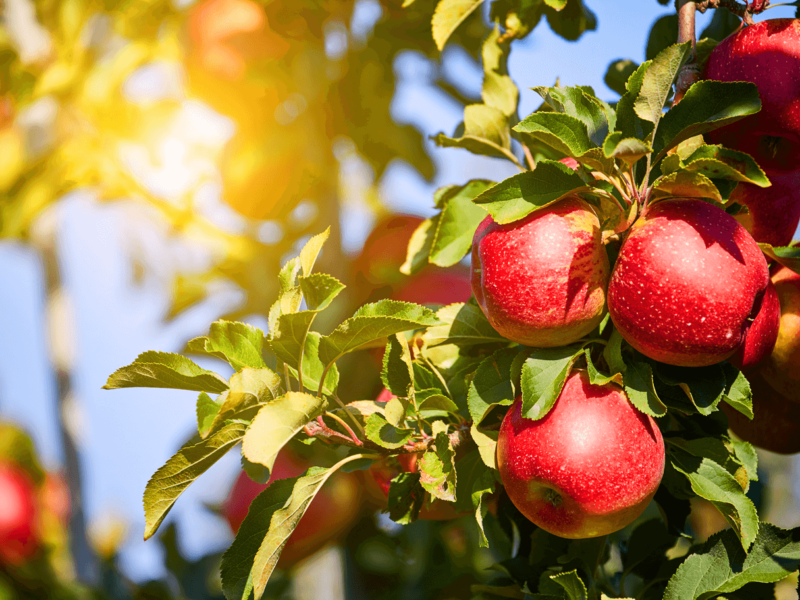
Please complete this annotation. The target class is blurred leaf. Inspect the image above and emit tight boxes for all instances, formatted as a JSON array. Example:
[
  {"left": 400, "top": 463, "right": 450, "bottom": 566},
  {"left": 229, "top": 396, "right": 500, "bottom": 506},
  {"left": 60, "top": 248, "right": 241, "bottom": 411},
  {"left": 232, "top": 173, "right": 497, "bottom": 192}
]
[
  {"left": 482, "top": 25, "right": 518, "bottom": 117},
  {"left": 646, "top": 14, "right": 678, "bottom": 60},
  {"left": 242, "top": 392, "right": 331, "bottom": 474},
  {"left": 472, "top": 160, "right": 587, "bottom": 224},
  {"left": 104, "top": 351, "right": 229, "bottom": 393},
  {"left": 605, "top": 59, "right": 639, "bottom": 96},
  {"left": 758, "top": 244, "right": 800, "bottom": 276},
  {"left": 544, "top": 0, "right": 597, "bottom": 42},
  {"left": 299, "top": 228, "right": 330, "bottom": 277},
  {"left": 401, "top": 216, "right": 439, "bottom": 276},
  {"left": 144, "top": 422, "right": 245, "bottom": 541},
  {"left": 432, "top": 0, "right": 486, "bottom": 50},
  {"left": 455, "top": 450, "right": 495, "bottom": 546}
]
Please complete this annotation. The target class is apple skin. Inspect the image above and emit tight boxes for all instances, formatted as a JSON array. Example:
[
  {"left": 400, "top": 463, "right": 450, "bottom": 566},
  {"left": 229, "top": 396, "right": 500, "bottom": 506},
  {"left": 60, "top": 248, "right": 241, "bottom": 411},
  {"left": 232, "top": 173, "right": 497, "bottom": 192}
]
[
  {"left": 608, "top": 199, "right": 769, "bottom": 367},
  {"left": 760, "top": 266, "right": 800, "bottom": 402},
  {"left": 729, "top": 279, "right": 780, "bottom": 372},
  {"left": 471, "top": 197, "right": 609, "bottom": 347},
  {"left": 731, "top": 171, "right": 800, "bottom": 247},
  {"left": 705, "top": 19, "right": 800, "bottom": 175},
  {"left": 0, "top": 464, "right": 39, "bottom": 565},
  {"left": 497, "top": 370, "right": 664, "bottom": 539},
  {"left": 222, "top": 449, "right": 361, "bottom": 565},
  {"left": 721, "top": 372, "right": 800, "bottom": 454}
]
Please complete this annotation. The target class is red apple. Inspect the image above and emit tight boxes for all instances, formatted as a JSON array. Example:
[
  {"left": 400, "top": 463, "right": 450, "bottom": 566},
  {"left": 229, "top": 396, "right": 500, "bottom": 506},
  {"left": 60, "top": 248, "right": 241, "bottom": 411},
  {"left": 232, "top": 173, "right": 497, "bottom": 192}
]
[
  {"left": 608, "top": 199, "right": 769, "bottom": 367},
  {"left": 222, "top": 449, "right": 361, "bottom": 565},
  {"left": 471, "top": 197, "right": 609, "bottom": 347},
  {"left": 0, "top": 464, "right": 39, "bottom": 565},
  {"left": 731, "top": 171, "right": 800, "bottom": 247},
  {"left": 705, "top": 19, "right": 800, "bottom": 175},
  {"left": 497, "top": 370, "right": 664, "bottom": 539},
  {"left": 729, "top": 279, "right": 780, "bottom": 371},
  {"left": 721, "top": 372, "right": 800, "bottom": 454},
  {"left": 760, "top": 266, "right": 800, "bottom": 402}
]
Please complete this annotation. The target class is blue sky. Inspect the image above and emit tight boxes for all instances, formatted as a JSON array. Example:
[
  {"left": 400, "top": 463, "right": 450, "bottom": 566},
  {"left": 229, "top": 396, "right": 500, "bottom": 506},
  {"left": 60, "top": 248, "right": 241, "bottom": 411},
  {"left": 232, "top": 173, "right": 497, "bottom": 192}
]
[{"left": 0, "top": 0, "right": 796, "bottom": 582}]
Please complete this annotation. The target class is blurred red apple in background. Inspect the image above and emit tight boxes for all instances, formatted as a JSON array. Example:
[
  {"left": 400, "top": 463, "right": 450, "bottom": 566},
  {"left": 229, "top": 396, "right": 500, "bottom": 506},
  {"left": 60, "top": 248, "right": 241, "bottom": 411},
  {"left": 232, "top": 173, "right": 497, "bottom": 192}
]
[
  {"left": 608, "top": 199, "right": 769, "bottom": 367},
  {"left": 222, "top": 449, "right": 361, "bottom": 565},
  {"left": 705, "top": 19, "right": 800, "bottom": 175},
  {"left": 0, "top": 464, "right": 39, "bottom": 565},
  {"left": 471, "top": 197, "right": 609, "bottom": 347},
  {"left": 497, "top": 370, "right": 664, "bottom": 539},
  {"left": 760, "top": 266, "right": 800, "bottom": 402},
  {"left": 731, "top": 171, "right": 800, "bottom": 247},
  {"left": 729, "top": 279, "right": 780, "bottom": 371}
]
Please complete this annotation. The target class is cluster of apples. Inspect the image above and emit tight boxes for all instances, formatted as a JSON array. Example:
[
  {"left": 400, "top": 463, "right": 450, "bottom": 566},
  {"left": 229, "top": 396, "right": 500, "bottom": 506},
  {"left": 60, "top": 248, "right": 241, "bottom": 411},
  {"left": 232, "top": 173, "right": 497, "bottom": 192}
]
[{"left": 472, "top": 18, "right": 800, "bottom": 538}]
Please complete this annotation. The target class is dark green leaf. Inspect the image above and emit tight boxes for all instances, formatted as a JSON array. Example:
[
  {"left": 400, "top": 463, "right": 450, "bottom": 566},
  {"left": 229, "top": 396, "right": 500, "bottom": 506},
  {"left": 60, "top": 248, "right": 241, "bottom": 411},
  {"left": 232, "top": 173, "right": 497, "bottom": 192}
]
[
  {"left": 520, "top": 345, "right": 583, "bottom": 420},
  {"left": 382, "top": 333, "right": 415, "bottom": 398},
  {"left": 550, "top": 569, "right": 587, "bottom": 600},
  {"left": 532, "top": 85, "right": 614, "bottom": 146},
  {"left": 681, "top": 145, "right": 770, "bottom": 188},
  {"left": 634, "top": 42, "right": 692, "bottom": 130},
  {"left": 654, "top": 363, "right": 727, "bottom": 416},
  {"left": 103, "top": 351, "right": 229, "bottom": 393},
  {"left": 654, "top": 81, "right": 762, "bottom": 161},
  {"left": 454, "top": 450, "right": 495, "bottom": 546},
  {"left": 615, "top": 61, "right": 653, "bottom": 141},
  {"left": 388, "top": 472, "right": 424, "bottom": 524},
  {"left": 605, "top": 59, "right": 639, "bottom": 96},
  {"left": 623, "top": 360, "right": 668, "bottom": 418},
  {"left": 722, "top": 363, "right": 753, "bottom": 419},
  {"left": 472, "top": 160, "right": 587, "bottom": 224},
  {"left": 602, "top": 131, "right": 652, "bottom": 164},
  {"left": 513, "top": 112, "right": 596, "bottom": 157},
  {"left": 467, "top": 347, "right": 519, "bottom": 424}
]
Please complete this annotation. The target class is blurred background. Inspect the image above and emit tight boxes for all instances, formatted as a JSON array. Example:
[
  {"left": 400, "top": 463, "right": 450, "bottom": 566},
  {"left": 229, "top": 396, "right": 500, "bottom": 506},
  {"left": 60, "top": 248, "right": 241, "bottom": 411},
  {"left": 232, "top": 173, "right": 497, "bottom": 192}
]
[{"left": 1, "top": 0, "right": 799, "bottom": 598}]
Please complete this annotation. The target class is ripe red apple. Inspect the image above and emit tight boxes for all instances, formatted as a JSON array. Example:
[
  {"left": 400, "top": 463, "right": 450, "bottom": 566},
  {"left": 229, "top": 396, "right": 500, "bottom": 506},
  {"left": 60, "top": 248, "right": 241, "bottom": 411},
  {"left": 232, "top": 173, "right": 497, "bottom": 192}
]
[
  {"left": 721, "top": 372, "right": 800, "bottom": 454},
  {"left": 0, "top": 464, "right": 39, "bottom": 565},
  {"left": 222, "top": 449, "right": 361, "bottom": 565},
  {"left": 471, "top": 197, "right": 609, "bottom": 347},
  {"left": 608, "top": 199, "right": 769, "bottom": 367},
  {"left": 705, "top": 19, "right": 800, "bottom": 175},
  {"left": 729, "top": 279, "right": 780, "bottom": 371},
  {"left": 497, "top": 370, "right": 664, "bottom": 538},
  {"left": 731, "top": 171, "right": 800, "bottom": 247},
  {"left": 760, "top": 266, "right": 800, "bottom": 402}
]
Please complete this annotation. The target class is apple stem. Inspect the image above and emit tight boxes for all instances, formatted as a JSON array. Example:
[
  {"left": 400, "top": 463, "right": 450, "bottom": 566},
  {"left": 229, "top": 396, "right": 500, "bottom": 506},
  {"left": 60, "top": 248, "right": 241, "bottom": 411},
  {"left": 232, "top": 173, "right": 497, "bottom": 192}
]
[{"left": 323, "top": 411, "right": 363, "bottom": 446}]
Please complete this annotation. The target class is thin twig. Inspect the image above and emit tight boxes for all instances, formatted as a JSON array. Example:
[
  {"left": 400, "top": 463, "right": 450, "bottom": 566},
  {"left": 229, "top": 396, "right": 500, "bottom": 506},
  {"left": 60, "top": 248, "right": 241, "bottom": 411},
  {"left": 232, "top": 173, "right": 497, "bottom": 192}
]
[
  {"left": 323, "top": 412, "right": 363, "bottom": 446},
  {"left": 522, "top": 145, "right": 536, "bottom": 170},
  {"left": 284, "top": 363, "right": 292, "bottom": 393},
  {"left": 674, "top": 0, "right": 702, "bottom": 104},
  {"left": 333, "top": 394, "right": 366, "bottom": 436}
]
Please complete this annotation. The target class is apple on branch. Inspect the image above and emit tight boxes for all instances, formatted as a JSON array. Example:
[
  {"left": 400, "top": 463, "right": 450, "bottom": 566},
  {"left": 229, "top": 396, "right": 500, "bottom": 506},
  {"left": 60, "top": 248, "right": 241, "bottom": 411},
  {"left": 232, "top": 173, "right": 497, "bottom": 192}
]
[
  {"left": 608, "top": 199, "right": 770, "bottom": 367},
  {"left": 471, "top": 197, "right": 609, "bottom": 347},
  {"left": 497, "top": 370, "right": 664, "bottom": 539}
]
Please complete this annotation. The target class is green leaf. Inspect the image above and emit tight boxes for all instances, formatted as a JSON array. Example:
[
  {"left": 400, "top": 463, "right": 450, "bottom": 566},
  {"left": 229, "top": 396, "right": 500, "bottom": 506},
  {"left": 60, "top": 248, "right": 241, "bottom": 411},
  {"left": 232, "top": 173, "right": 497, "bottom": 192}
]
[
  {"left": 196, "top": 392, "right": 220, "bottom": 437},
  {"left": 472, "top": 160, "right": 587, "bottom": 224},
  {"left": 513, "top": 112, "right": 596, "bottom": 158},
  {"left": 278, "top": 332, "right": 339, "bottom": 397},
  {"left": 681, "top": 145, "right": 770, "bottom": 188},
  {"left": 633, "top": 42, "right": 691, "bottom": 131},
  {"left": 432, "top": 0, "right": 485, "bottom": 51},
  {"left": 419, "top": 426, "right": 457, "bottom": 502},
  {"left": 430, "top": 180, "right": 494, "bottom": 267},
  {"left": 482, "top": 25, "right": 518, "bottom": 117},
  {"left": 615, "top": 61, "right": 653, "bottom": 141},
  {"left": 221, "top": 455, "right": 363, "bottom": 600},
  {"left": 651, "top": 171, "right": 722, "bottom": 202},
  {"left": 520, "top": 345, "right": 582, "bottom": 420},
  {"left": 364, "top": 413, "right": 414, "bottom": 449},
  {"left": 758, "top": 244, "right": 800, "bottom": 276},
  {"left": 241, "top": 392, "right": 331, "bottom": 473},
  {"left": 653, "top": 81, "right": 762, "bottom": 161},
  {"left": 388, "top": 472, "right": 424, "bottom": 524},
  {"left": 434, "top": 104, "right": 520, "bottom": 165},
  {"left": 467, "top": 347, "right": 519, "bottom": 425},
  {"left": 544, "top": 0, "right": 566, "bottom": 8},
  {"left": 532, "top": 85, "right": 615, "bottom": 146},
  {"left": 623, "top": 360, "right": 668, "bottom": 418},
  {"left": 319, "top": 300, "right": 442, "bottom": 367},
  {"left": 423, "top": 300, "right": 508, "bottom": 347},
  {"left": 604, "top": 59, "right": 639, "bottom": 96},
  {"left": 602, "top": 131, "right": 652, "bottom": 165},
  {"left": 299, "top": 227, "right": 330, "bottom": 277},
  {"left": 103, "top": 351, "right": 229, "bottom": 393},
  {"left": 470, "top": 423, "right": 499, "bottom": 470},
  {"left": 550, "top": 569, "right": 587, "bottom": 600},
  {"left": 654, "top": 363, "right": 727, "bottom": 416},
  {"left": 205, "top": 368, "right": 283, "bottom": 438},
  {"left": 416, "top": 389, "right": 460, "bottom": 413},
  {"left": 454, "top": 450, "right": 495, "bottom": 547},
  {"left": 144, "top": 422, "right": 246, "bottom": 540},
  {"left": 663, "top": 524, "right": 800, "bottom": 600},
  {"left": 722, "top": 363, "right": 753, "bottom": 419},
  {"left": 187, "top": 321, "right": 267, "bottom": 371},
  {"left": 298, "top": 273, "right": 345, "bottom": 311},
  {"left": 583, "top": 349, "right": 623, "bottom": 387},
  {"left": 669, "top": 446, "right": 759, "bottom": 550},
  {"left": 382, "top": 333, "right": 415, "bottom": 399},
  {"left": 401, "top": 216, "right": 438, "bottom": 276}
]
